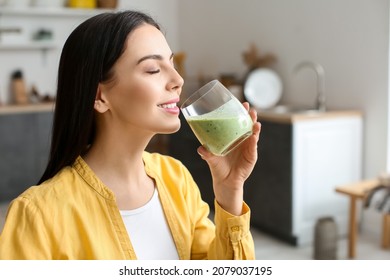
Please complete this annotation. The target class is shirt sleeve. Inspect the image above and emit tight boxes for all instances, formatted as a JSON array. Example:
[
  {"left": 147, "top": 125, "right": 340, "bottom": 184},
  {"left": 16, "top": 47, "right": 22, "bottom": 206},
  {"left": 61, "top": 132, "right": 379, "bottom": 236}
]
[
  {"left": 0, "top": 197, "right": 52, "bottom": 259},
  {"left": 209, "top": 200, "right": 255, "bottom": 260},
  {"left": 182, "top": 166, "right": 255, "bottom": 260}
]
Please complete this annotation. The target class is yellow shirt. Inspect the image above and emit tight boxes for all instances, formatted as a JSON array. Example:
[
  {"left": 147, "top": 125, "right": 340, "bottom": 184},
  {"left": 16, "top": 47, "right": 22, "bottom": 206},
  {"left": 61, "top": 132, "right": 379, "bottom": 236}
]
[{"left": 0, "top": 152, "right": 255, "bottom": 260}]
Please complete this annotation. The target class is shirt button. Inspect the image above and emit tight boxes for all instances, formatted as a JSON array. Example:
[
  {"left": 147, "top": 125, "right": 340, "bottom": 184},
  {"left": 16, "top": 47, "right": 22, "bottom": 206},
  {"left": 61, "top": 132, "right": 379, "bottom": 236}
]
[{"left": 231, "top": 226, "right": 240, "bottom": 232}]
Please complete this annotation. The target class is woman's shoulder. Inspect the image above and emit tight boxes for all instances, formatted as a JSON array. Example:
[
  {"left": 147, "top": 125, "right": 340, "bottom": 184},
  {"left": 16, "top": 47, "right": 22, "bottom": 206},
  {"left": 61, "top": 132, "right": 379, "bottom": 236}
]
[{"left": 14, "top": 165, "right": 79, "bottom": 205}]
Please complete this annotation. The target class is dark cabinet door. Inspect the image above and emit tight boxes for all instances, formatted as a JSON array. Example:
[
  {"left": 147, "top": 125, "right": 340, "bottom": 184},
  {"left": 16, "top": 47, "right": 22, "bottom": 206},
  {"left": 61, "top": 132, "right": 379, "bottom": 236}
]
[
  {"left": 0, "top": 112, "right": 52, "bottom": 202},
  {"left": 168, "top": 113, "right": 214, "bottom": 208},
  {"left": 169, "top": 117, "right": 296, "bottom": 244},
  {"left": 244, "top": 121, "right": 296, "bottom": 244}
]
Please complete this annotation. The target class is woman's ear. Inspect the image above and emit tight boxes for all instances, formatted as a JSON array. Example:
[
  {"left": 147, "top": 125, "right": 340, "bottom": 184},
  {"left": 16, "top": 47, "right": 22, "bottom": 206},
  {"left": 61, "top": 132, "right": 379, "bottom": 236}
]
[{"left": 94, "top": 84, "right": 109, "bottom": 113}]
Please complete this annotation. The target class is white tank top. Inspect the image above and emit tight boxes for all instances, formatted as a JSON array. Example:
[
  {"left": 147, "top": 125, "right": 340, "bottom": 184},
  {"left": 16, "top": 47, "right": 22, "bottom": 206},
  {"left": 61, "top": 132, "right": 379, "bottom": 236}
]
[{"left": 120, "top": 189, "right": 179, "bottom": 260}]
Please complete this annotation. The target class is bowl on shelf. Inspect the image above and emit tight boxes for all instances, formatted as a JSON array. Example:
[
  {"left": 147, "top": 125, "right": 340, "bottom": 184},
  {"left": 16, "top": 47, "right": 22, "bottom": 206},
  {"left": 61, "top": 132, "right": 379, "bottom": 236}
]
[{"left": 97, "top": 0, "right": 117, "bottom": 9}]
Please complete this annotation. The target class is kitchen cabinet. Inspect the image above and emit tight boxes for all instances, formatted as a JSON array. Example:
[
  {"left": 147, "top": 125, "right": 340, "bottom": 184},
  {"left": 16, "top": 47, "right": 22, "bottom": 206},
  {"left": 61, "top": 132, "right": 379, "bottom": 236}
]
[
  {"left": 0, "top": 104, "right": 53, "bottom": 202},
  {"left": 170, "top": 110, "right": 363, "bottom": 246},
  {"left": 245, "top": 111, "right": 363, "bottom": 245}
]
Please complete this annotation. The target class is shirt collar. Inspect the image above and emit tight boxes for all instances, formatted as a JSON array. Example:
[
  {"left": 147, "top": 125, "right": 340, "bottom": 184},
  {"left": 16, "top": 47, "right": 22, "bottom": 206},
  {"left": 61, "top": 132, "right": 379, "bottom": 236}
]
[{"left": 72, "top": 156, "right": 116, "bottom": 200}]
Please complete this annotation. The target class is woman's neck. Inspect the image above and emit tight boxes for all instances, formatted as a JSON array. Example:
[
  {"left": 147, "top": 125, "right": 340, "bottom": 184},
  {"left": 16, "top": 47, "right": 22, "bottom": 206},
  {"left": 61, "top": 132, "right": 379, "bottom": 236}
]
[{"left": 82, "top": 132, "right": 156, "bottom": 210}]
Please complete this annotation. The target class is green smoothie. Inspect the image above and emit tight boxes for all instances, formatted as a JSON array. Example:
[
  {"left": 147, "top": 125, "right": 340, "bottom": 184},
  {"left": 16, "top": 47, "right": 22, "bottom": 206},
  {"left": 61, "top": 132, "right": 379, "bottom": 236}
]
[{"left": 187, "top": 113, "right": 253, "bottom": 155}]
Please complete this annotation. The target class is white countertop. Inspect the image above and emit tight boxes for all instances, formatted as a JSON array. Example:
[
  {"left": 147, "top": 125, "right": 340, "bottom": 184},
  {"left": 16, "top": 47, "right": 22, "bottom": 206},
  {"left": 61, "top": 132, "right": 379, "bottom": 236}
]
[
  {"left": 257, "top": 109, "right": 362, "bottom": 124},
  {"left": 0, "top": 102, "right": 54, "bottom": 115}
]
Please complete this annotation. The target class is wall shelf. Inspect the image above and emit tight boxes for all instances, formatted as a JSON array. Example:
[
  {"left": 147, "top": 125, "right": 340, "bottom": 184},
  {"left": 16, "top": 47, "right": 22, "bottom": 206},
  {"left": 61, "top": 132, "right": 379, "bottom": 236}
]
[
  {"left": 0, "top": 7, "right": 114, "bottom": 17},
  {"left": 0, "top": 6, "right": 109, "bottom": 104},
  {"left": 0, "top": 41, "right": 56, "bottom": 51}
]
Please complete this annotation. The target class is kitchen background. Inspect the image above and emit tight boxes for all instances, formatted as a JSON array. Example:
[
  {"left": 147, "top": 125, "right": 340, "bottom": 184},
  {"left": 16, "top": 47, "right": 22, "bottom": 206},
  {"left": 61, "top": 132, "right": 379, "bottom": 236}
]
[{"left": 0, "top": 0, "right": 389, "bottom": 250}]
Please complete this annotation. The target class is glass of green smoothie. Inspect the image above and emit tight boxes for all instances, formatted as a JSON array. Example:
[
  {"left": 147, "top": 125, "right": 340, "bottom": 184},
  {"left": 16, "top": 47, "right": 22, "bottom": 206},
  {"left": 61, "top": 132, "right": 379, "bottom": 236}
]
[{"left": 181, "top": 80, "right": 253, "bottom": 156}]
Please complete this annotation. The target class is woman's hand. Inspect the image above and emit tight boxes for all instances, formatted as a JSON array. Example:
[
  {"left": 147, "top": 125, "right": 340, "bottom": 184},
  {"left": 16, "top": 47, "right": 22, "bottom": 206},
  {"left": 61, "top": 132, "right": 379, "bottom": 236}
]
[{"left": 197, "top": 102, "right": 261, "bottom": 215}]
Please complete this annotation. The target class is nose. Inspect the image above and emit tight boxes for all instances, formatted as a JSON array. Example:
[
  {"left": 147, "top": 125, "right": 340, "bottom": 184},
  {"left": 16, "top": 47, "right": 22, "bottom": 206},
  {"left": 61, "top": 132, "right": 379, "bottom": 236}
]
[{"left": 167, "top": 66, "right": 184, "bottom": 94}]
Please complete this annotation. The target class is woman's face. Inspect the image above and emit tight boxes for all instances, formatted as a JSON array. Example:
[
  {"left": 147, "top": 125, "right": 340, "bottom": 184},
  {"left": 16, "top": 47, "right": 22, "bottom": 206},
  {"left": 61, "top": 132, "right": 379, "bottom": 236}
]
[{"left": 98, "top": 23, "right": 184, "bottom": 136}]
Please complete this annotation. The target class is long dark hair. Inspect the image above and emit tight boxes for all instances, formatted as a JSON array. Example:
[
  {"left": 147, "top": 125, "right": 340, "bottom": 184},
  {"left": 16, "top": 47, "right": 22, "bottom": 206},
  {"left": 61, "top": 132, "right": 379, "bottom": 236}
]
[{"left": 38, "top": 11, "right": 160, "bottom": 184}]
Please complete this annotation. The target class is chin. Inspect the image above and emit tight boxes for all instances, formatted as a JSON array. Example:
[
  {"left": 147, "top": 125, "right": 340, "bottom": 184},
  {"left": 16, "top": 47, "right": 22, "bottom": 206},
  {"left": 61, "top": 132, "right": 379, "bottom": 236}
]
[
  {"left": 169, "top": 123, "right": 181, "bottom": 134},
  {"left": 165, "top": 122, "right": 181, "bottom": 134}
]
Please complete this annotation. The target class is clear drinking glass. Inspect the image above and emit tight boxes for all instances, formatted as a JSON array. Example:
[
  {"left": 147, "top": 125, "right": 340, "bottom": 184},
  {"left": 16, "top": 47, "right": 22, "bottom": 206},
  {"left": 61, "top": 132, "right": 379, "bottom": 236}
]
[{"left": 181, "top": 80, "right": 253, "bottom": 156}]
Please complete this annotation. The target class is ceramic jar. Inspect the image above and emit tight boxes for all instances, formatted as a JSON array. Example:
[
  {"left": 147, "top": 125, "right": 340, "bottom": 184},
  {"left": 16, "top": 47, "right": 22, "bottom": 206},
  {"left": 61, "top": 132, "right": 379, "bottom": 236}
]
[{"left": 313, "top": 216, "right": 338, "bottom": 259}]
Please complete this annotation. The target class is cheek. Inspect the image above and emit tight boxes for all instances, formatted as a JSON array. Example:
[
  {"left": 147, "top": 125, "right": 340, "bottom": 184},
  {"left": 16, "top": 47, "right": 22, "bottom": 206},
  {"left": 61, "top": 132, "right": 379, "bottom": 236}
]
[
  {"left": 107, "top": 74, "right": 159, "bottom": 115},
  {"left": 127, "top": 82, "right": 155, "bottom": 106},
  {"left": 117, "top": 82, "right": 157, "bottom": 116}
]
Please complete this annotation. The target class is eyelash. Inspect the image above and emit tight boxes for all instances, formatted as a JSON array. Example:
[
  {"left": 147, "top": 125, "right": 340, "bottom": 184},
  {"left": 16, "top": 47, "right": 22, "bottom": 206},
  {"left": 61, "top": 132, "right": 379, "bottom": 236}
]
[{"left": 147, "top": 69, "right": 160, "bottom": 74}]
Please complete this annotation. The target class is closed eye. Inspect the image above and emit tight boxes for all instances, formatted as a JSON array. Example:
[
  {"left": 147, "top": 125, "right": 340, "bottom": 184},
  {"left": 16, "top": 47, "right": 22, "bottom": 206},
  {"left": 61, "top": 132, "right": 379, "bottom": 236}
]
[{"left": 147, "top": 69, "right": 160, "bottom": 74}]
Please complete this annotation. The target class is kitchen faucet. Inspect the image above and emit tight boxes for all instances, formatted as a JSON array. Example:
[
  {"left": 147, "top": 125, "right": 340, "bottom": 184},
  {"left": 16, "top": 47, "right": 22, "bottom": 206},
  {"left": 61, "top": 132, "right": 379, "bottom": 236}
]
[{"left": 294, "top": 61, "right": 326, "bottom": 112}]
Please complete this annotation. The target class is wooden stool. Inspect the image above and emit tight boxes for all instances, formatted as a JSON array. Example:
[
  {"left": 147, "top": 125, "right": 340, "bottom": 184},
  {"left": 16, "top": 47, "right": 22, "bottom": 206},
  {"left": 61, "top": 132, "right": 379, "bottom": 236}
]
[{"left": 335, "top": 179, "right": 390, "bottom": 258}]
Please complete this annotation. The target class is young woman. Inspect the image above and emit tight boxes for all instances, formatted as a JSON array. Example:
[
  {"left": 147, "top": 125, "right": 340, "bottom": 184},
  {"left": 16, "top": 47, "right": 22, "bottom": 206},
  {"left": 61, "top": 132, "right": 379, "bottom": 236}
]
[{"left": 0, "top": 10, "right": 261, "bottom": 260}]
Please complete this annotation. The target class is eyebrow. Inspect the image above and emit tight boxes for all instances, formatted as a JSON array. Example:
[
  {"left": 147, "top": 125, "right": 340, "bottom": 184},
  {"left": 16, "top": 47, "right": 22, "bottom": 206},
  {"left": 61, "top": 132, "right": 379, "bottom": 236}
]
[{"left": 137, "top": 53, "right": 174, "bottom": 65}]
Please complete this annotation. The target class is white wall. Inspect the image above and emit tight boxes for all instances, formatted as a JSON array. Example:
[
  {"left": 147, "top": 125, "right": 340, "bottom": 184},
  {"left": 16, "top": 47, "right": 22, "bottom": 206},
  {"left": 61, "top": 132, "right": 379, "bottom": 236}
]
[
  {"left": 118, "top": 0, "right": 179, "bottom": 51},
  {"left": 388, "top": 2, "right": 390, "bottom": 173},
  {"left": 177, "top": 0, "right": 390, "bottom": 180}
]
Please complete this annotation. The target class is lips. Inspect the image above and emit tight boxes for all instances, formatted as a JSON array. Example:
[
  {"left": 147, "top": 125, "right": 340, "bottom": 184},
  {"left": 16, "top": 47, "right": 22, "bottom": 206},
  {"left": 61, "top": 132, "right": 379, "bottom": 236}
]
[
  {"left": 158, "top": 99, "right": 180, "bottom": 114},
  {"left": 158, "top": 102, "right": 177, "bottom": 109}
]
